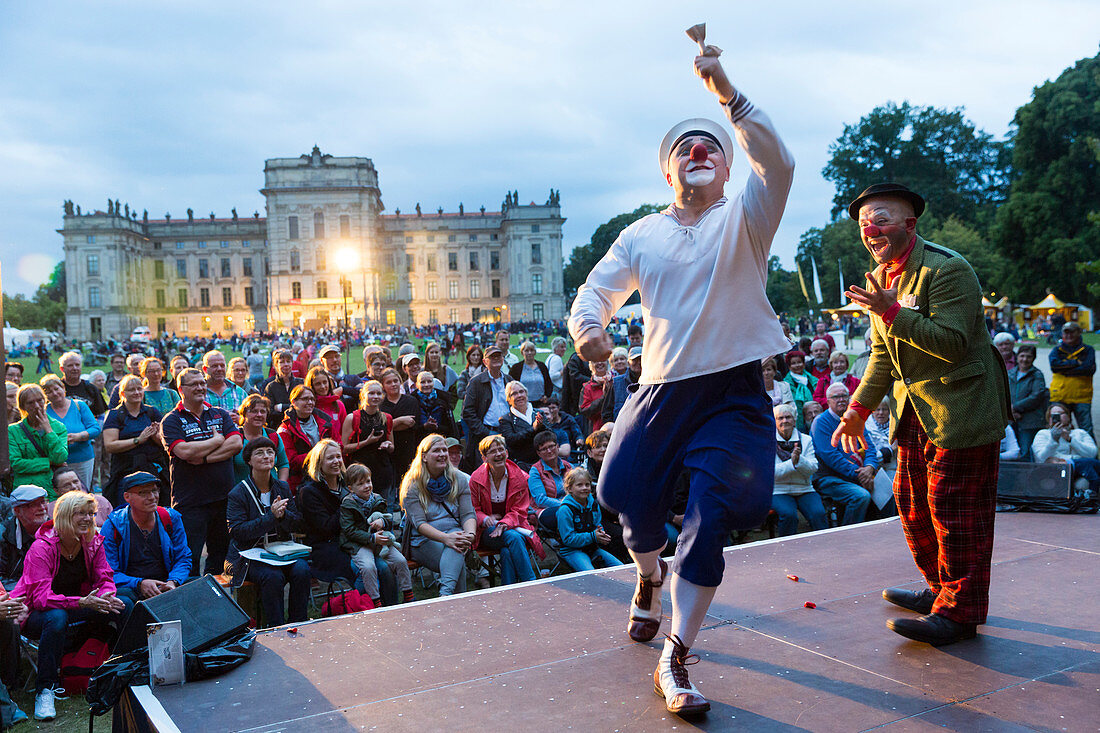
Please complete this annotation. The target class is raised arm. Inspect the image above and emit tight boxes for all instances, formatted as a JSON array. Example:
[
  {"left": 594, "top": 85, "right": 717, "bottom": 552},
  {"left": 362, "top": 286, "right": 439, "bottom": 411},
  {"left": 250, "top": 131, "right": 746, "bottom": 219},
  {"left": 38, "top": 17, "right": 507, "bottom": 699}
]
[{"left": 695, "top": 52, "right": 794, "bottom": 251}]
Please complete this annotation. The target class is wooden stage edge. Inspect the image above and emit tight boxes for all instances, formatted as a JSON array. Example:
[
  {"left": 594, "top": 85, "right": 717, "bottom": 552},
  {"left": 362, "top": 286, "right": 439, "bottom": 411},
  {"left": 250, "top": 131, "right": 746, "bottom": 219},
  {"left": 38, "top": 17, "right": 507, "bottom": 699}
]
[{"left": 136, "top": 513, "right": 1100, "bottom": 732}]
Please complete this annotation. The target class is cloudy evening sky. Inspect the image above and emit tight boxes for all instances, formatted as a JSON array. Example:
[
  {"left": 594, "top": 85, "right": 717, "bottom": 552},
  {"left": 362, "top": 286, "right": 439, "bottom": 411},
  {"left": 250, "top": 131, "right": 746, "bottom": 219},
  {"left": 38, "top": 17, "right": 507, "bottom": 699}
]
[{"left": 1, "top": 1, "right": 1098, "bottom": 298}]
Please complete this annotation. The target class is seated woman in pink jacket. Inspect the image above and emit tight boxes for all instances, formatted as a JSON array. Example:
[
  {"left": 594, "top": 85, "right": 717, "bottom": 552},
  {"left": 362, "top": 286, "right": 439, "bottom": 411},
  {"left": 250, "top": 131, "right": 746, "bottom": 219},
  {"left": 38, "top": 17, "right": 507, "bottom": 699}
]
[
  {"left": 14, "top": 491, "right": 132, "bottom": 720},
  {"left": 812, "top": 351, "right": 861, "bottom": 408},
  {"left": 468, "top": 435, "right": 544, "bottom": 585}
]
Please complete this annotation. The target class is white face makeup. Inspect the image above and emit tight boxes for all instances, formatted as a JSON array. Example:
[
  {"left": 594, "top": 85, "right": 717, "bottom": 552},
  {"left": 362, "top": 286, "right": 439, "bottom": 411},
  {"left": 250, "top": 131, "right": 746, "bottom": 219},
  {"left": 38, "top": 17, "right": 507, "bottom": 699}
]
[{"left": 685, "top": 168, "right": 715, "bottom": 187}]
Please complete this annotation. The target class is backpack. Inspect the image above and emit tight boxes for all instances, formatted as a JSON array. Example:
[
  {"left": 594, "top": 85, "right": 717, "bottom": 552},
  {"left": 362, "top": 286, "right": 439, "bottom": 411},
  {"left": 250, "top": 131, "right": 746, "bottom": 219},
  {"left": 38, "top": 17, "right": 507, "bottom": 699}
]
[
  {"left": 59, "top": 637, "right": 111, "bottom": 695},
  {"left": 321, "top": 589, "right": 375, "bottom": 617},
  {"left": 112, "top": 507, "right": 172, "bottom": 543}
]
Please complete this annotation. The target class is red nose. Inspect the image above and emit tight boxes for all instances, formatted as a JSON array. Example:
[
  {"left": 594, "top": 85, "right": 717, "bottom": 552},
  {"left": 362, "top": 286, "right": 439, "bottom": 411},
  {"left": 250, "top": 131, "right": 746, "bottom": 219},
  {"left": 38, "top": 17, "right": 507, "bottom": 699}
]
[
  {"left": 862, "top": 224, "right": 882, "bottom": 238},
  {"left": 689, "top": 143, "right": 708, "bottom": 163}
]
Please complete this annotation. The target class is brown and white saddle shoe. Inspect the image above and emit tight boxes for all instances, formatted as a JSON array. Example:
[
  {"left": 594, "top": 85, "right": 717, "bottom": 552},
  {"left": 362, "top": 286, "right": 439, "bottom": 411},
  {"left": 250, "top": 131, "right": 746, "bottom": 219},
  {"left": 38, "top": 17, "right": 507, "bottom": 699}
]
[
  {"left": 628, "top": 557, "right": 668, "bottom": 642},
  {"left": 653, "top": 634, "right": 710, "bottom": 716}
]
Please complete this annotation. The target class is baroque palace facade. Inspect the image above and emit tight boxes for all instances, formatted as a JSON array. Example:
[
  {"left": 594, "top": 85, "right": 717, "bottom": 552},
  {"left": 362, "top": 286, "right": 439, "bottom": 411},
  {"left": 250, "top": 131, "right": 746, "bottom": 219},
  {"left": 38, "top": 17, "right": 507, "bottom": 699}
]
[{"left": 61, "top": 146, "right": 566, "bottom": 340}]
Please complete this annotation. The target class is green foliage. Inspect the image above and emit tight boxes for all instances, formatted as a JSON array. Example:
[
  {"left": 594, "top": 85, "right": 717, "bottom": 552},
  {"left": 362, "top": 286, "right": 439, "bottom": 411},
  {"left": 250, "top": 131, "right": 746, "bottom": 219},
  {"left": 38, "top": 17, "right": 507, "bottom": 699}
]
[
  {"left": 993, "top": 50, "right": 1100, "bottom": 308},
  {"left": 563, "top": 203, "right": 665, "bottom": 299},
  {"left": 795, "top": 218, "right": 863, "bottom": 309},
  {"left": 823, "top": 101, "right": 1007, "bottom": 223},
  {"left": 3, "top": 261, "right": 66, "bottom": 331},
  {"left": 765, "top": 255, "right": 806, "bottom": 316},
  {"left": 923, "top": 216, "right": 1006, "bottom": 294}
]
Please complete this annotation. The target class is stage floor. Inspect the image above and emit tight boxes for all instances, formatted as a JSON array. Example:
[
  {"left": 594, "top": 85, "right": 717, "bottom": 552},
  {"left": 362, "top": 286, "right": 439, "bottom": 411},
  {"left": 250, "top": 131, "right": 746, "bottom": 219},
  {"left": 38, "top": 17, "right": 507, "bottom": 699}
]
[{"left": 137, "top": 513, "right": 1099, "bottom": 732}]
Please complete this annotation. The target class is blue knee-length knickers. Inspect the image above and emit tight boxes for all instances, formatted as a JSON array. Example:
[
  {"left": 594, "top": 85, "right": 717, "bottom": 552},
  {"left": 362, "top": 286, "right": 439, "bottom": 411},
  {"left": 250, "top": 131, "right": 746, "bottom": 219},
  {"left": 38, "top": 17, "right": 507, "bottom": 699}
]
[{"left": 598, "top": 361, "right": 775, "bottom": 587}]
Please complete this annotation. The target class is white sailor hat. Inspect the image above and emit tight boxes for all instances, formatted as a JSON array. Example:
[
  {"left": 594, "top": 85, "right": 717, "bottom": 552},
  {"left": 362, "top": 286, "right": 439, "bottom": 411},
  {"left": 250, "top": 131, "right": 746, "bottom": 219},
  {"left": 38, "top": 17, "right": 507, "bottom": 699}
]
[{"left": 658, "top": 118, "right": 734, "bottom": 178}]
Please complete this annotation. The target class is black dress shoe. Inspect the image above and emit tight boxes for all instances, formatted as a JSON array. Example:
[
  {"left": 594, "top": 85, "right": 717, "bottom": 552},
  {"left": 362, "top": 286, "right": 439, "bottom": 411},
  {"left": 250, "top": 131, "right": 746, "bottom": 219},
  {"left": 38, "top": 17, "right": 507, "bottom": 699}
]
[
  {"left": 887, "top": 613, "right": 977, "bottom": 646},
  {"left": 882, "top": 587, "right": 935, "bottom": 614}
]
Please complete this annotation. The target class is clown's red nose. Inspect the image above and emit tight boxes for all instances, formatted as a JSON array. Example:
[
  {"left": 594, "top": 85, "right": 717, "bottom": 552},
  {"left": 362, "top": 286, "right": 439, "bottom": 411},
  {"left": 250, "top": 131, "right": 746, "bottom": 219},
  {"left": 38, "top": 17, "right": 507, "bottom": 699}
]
[
  {"left": 862, "top": 224, "right": 882, "bottom": 238},
  {"left": 689, "top": 143, "right": 708, "bottom": 163}
]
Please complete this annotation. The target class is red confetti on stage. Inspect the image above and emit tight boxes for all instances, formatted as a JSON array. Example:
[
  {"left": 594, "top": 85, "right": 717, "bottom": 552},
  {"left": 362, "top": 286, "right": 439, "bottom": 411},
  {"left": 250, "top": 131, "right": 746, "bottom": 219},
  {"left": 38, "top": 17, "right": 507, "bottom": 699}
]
[
  {"left": 787, "top": 574, "right": 799, "bottom": 582},
  {"left": 804, "top": 601, "right": 816, "bottom": 609}
]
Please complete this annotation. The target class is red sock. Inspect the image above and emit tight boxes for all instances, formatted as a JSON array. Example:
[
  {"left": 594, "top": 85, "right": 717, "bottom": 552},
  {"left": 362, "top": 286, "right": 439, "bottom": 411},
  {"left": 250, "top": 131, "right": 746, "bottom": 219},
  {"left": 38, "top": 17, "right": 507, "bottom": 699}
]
[{"left": 403, "top": 589, "right": 415, "bottom": 603}]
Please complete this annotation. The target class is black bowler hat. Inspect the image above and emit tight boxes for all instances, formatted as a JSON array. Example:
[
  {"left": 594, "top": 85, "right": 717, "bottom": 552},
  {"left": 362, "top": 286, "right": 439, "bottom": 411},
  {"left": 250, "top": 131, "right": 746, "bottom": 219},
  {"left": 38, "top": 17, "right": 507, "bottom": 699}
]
[{"left": 847, "top": 183, "right": 925, "bottom": 221}]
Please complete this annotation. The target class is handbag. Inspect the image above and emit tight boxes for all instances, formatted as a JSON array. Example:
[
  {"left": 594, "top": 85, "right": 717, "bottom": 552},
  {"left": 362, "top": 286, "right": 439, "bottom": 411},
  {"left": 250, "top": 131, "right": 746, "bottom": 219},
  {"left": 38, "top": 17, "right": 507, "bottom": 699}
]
[{"left": 399, "top": 514, "right": 414, "bottom": 559}]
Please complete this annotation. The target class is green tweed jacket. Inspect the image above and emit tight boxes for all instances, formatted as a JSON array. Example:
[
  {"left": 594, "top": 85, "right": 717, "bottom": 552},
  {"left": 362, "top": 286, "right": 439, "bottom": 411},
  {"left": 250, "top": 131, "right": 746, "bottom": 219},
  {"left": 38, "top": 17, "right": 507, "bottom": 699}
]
[{"left": 853, "top": 236, "right": 1011, "bottom": 450}]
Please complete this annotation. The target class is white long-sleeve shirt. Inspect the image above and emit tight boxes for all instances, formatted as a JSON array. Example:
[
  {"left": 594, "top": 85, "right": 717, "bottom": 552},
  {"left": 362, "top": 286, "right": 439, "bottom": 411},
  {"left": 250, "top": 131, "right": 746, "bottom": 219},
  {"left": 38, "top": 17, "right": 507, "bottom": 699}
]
[
  {"left": 569, "top": 95, "right": 795, "bottom": 385},
  {"left": 1031, "top": 427, "right": 1098, "bottom": 463},
  {"left": 774, "top": 430, "right": 817, "bottom": 495}
]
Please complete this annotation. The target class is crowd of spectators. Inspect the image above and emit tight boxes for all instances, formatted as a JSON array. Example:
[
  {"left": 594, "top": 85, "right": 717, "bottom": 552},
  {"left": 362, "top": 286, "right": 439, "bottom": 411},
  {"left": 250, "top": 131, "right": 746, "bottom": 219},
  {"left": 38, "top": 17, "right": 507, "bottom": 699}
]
[{"left": 0, "top": 313, "right": 1095, "bottom": 723}]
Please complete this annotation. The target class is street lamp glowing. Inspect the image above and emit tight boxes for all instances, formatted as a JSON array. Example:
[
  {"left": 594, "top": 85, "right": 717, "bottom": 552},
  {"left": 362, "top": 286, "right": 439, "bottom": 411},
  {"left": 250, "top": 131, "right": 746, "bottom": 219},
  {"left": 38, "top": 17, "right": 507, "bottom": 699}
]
[{"left": 336, "top": 247, "right": 359, "bottom": 271}]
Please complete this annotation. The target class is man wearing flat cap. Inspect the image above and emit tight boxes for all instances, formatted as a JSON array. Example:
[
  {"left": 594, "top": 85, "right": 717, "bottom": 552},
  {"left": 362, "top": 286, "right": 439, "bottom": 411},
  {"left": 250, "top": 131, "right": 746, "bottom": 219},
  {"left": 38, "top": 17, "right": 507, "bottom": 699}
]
[
  {"left": 1, "top": 486, "right": 50, "bottom": 590},
  {"left": 101, "top": 471, "right": 192, "bottom": 604},
  {"left": 833, "top": 182, "right": 1011, "bottom": 646},
  {"left": 570, "top": 39, "right": 794, "bottom": 714}
]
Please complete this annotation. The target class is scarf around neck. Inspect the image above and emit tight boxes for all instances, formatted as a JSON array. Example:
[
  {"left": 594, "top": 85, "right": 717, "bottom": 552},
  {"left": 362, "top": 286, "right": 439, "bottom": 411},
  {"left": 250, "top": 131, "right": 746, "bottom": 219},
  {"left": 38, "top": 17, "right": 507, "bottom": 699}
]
[
  {"left": 426, "top": 475, "right": 452, "bottom": 501},
  {"left": 510, "top": 404, "right": 535, "bottom": 423}
]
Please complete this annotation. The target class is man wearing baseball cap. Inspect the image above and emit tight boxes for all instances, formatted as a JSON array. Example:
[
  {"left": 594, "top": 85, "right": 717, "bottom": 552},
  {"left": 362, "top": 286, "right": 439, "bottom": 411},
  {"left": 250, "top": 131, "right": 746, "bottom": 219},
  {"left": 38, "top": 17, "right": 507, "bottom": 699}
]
[
  {"left": 569, "top": 36, "right": 794, "bottom": 715},
  {"left": 460, "top": 345, "right": 514, "bottom": 470},
  {"left": 833, "top": 182, "right": 1010, "bottom": 647}
]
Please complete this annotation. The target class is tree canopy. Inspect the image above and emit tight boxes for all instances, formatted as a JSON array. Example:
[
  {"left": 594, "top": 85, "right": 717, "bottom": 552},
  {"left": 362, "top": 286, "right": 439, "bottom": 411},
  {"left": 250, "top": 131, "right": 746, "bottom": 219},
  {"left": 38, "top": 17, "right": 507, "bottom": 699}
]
[
  {"left": 563, "top": 203, "right": 665, "bottom": 300},
  {"left": 823, "top": 102, "right": 1007, "bottom": 224},
  {"left": 992, "top": 49, "right": 1100, "bottom": 308},
  {"left": 2, "top": 261, "right": 66, "bottom": 331}
]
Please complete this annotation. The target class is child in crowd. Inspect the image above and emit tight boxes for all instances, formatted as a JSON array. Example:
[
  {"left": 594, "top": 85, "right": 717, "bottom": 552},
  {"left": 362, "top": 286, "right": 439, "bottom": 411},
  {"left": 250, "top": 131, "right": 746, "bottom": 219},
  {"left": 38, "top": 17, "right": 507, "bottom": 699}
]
[
  {"left": 555, "top": 467, "right": 623, "bottom": 572},
  {"left": 339, "top": 463, "right": 415, "bottom": 605},
  {"left": 413, "top": 371, "right": 455, "bottom": 437}
]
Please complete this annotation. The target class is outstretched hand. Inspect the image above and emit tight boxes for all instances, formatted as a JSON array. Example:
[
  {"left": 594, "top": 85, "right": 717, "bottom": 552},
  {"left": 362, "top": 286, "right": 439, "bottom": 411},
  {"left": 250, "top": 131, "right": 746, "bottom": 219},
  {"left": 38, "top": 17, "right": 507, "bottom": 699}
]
[
  {"left": 831, "top": 408, "right": 868, "bottom": 454},
  {"left": 846, "top": 271, "right": 898, "bottom": 317},
  {"left": 576, "top": 328, "right": 613, "bottom": 362}
]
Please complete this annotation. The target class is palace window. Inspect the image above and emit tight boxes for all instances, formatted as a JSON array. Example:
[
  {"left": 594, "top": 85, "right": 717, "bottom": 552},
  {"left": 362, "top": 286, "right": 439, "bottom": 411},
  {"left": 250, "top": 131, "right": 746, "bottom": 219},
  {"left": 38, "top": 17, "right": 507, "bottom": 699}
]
[
  {"left": 288, "top": 216, "right": 299, "bottom": 240},
  {"left": 314, "top": 211, "right": 325, "bottom": 239},
  {"left": 222, "top": 287, "right": 232, "bottom": 307},
  {"left": 316, "top": 281, "right": 328, "bottom": 298},
  {"left": 87, "top": 254, "right": 99, "bottom": 276},
  {"left": 291, "top": 281, "right": 302, "bottom": 299}
]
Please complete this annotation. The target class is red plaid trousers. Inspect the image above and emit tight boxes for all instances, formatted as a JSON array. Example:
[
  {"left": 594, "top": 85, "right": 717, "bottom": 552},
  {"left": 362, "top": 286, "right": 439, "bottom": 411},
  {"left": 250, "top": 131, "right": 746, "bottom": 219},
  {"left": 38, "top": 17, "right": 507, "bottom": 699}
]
[{"left": 895, "top": 406, "right": 1000, "bottom": 624}]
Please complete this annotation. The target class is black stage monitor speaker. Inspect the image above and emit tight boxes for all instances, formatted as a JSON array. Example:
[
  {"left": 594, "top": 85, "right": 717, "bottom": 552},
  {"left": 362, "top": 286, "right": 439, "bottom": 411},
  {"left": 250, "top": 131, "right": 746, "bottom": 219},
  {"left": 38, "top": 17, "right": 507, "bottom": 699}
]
[
  {"left": 996, "top": 462, "right": 1072, "bottom": 501},
  {"left": 113, "top": 575, "right": 251, "bottom": 656}
]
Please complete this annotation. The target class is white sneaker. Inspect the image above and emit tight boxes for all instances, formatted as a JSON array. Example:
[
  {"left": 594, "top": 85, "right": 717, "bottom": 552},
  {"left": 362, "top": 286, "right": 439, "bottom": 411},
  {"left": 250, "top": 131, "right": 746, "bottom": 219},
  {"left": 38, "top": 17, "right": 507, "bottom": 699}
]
[{"left": 34, "top": 688, "right": 56, "bottom": 721}]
